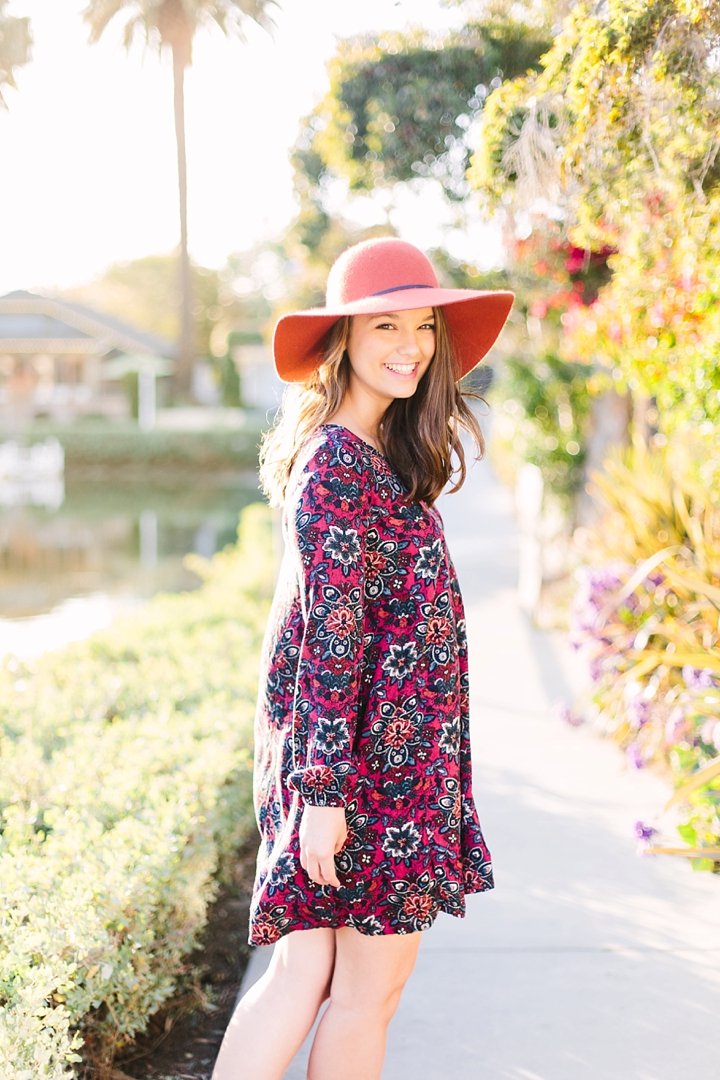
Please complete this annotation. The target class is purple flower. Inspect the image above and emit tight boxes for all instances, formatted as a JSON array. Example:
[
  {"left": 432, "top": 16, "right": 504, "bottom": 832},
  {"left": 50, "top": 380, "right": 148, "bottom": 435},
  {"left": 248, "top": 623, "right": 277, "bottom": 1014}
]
[
  {"left": 665, "top": 707, "right": 685, "bottom": 742},
  {"left": 550, "top": 699, "right": 583, "bottom": 726},
  {"left": 569, "top": 561, "right": 635, "bottom": 642},
  {"left": 626, "top": 743, "right": 643, "bottom": 769},
  {"left": 627, "top": 699, "right": 649, "bottom": 730},
  {"left": 681, "top": 665, "right": 716, "bottom": 690},
  {"left": 634, "top": 821, "right": 658, "bottom": 841},
  {"left": 588, "top": 655, "right": 604, "bottom": 682}
]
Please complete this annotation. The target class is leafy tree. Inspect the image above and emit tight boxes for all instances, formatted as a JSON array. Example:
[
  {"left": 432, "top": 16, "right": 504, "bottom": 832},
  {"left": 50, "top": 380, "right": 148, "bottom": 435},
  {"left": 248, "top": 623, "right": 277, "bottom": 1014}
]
[
  {"left": 471, "top": 0, "right": 720, "bottom": 452},
  {"left": 294, "top": 20, "right": 552, "bottom": 207},
  {"left": 83, "top": 0, "right": 277, "bottom": 399},
  {"left": 0, "top": 0, "right": 32, "bottom": 108},
  {"left": 470, "top": 0, "right": 720, "bottom": 243}
]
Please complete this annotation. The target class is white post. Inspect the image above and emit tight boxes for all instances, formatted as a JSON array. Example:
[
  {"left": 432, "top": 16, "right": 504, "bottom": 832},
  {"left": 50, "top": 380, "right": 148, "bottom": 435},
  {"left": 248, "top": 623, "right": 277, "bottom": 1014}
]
[
  {"left": 138, "top": 370, "right": 156, "bottom": 432},
  {"left": 139, "top": 509, "right": 158, "bottom": 568},
  {"left": 516, "top": 462, "right": 544, "bottom": 617}
]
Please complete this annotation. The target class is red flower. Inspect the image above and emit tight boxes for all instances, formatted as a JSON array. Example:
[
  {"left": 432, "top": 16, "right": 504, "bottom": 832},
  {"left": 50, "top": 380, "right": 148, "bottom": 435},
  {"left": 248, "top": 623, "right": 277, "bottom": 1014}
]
[
  {"left": 326, "top": 604, "right": 356, "bottom": 639},
  {"left": 252, "top": 915, "right": 280, "bottom": 945},
  {"left": 384, "top": 716, "right": 415, "bottom": 748},
  {"left": 366, "top": 551, "right": 388, "bottom": 576},
  {"left": 305, "top": 766, "right": 335, "bottom": 792},
  {"left": 425, "top": 615, "right": 452, "bottom": 646},
  {"left": 402, "top": 893, "right": 434, "bottom": 920}
]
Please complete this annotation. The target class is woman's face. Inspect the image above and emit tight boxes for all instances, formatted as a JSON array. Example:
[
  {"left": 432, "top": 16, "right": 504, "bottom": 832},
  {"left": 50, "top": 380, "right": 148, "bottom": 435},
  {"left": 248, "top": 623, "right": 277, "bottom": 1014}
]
[{"left": 345, "top": 307, "right": 436, "bottom": 403}]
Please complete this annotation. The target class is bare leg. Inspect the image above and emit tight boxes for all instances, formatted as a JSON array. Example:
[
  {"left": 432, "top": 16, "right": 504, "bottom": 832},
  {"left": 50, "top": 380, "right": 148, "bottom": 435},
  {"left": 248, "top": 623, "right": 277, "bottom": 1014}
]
[
  {"left": 212, "top": 927, "right": 335, "bottom": 1080},
  {"left": 307, "top": 927, "right": 422, "bottom": 1080}
]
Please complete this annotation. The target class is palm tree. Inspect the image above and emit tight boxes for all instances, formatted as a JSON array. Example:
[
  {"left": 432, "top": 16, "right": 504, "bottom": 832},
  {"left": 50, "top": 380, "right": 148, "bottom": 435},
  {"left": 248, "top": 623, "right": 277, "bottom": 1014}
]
[
  {"left": 0, "top": 0, "right": 32, "bottom": 108},
  {"left": 83, "top": 0, "right": 276, "bottom": 399}
]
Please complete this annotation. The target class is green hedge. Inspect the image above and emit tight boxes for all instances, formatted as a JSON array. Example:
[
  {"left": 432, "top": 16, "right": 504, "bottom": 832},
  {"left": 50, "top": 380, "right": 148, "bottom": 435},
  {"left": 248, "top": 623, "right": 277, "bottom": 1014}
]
[
  {"left": 27, "top": 421, "right": 266, "bottom": 470},
  {"left": 0, "top": 505, "right": 273, "bottom": 1077}
]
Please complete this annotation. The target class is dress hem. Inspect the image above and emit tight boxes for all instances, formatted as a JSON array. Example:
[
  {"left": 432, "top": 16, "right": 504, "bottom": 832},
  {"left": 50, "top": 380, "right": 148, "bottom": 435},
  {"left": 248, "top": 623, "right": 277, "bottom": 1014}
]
[{"left": 248, "top": 878, "right": 494, "bottom": 947}]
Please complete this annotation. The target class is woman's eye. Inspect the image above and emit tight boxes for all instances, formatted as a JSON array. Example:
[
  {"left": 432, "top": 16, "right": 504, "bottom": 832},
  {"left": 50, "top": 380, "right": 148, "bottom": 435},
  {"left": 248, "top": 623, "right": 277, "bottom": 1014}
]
[{"left": 374, "top": 321, "right": 434, "bottom": 330}]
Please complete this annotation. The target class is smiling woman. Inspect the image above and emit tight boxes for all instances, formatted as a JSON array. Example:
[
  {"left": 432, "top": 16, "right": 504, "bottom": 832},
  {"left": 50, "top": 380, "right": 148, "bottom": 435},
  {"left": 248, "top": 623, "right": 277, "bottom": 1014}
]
[
  {"left": 262, "top": 237, "right": 514, "bottom": 505},
  {"left": 211, "top": 238, "right": 514, "bottom": 1080}
]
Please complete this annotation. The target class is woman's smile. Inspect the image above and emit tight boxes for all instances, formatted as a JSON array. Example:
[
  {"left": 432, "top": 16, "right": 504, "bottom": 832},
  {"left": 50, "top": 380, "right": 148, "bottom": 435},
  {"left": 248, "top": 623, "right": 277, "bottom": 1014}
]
[{"left": 383, "top": 361, "right": 420, "bottom": 378}]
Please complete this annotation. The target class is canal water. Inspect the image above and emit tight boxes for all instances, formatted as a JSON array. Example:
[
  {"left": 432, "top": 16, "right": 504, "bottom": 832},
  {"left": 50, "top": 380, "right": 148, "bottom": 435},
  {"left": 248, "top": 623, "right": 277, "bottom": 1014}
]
[{"left": 0, "top": 472, "right": 262, "bottom": 657}]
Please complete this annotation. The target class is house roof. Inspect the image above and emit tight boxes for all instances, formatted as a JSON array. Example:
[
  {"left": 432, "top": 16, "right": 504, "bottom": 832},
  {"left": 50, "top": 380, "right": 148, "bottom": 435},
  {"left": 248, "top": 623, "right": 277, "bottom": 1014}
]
[{"left": 0, "top": 290, "right": 176, "bottom": 358}]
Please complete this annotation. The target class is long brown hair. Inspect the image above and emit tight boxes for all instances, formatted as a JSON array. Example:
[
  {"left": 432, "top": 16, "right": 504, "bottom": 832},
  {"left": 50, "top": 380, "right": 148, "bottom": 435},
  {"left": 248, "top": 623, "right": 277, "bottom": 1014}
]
[{"left": 259, "top": 307, "right": 485, "bottom": 506}]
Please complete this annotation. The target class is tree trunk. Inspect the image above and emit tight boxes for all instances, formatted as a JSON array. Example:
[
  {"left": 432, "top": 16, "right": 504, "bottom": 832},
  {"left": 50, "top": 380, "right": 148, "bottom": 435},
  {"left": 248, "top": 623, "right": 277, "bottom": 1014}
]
[{"left": 172, "top": 41, "right": 195, "bottom": 400}]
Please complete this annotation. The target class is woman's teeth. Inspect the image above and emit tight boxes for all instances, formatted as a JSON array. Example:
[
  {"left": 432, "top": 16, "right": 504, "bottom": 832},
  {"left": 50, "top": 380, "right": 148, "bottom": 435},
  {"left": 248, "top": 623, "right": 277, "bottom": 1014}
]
[{"left": 385, "top": 363, "right": 417, "bottom": 374}]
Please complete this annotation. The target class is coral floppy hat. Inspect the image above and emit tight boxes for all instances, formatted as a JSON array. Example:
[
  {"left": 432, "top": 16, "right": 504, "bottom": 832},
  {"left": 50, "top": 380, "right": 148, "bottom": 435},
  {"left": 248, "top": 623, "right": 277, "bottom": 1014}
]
[{"left": 273, "top": 236, "right": 514, "bottom": 383}]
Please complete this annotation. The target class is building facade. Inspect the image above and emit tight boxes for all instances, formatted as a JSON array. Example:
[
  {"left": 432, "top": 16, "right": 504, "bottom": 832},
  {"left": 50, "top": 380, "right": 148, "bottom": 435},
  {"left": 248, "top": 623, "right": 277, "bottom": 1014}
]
[{"left": 0, "top": 290, "right": 175, "bottom": 430}]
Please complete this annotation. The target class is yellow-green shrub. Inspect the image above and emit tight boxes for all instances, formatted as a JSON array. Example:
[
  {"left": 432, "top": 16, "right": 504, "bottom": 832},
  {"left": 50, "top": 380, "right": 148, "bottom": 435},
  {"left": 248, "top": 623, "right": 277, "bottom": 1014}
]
[
  {"left": 0, "top": 504, "right": 273, "bottom": 1077},
  {"left": 571, "top": 447, "right": 720, "bottom": 865}
]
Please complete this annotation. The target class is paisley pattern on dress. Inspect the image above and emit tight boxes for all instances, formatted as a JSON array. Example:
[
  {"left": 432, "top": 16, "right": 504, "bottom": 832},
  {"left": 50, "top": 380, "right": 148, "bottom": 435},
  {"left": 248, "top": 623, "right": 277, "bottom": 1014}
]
[{"left": 250, "top": 424, "right": 493, "bottom": 944}]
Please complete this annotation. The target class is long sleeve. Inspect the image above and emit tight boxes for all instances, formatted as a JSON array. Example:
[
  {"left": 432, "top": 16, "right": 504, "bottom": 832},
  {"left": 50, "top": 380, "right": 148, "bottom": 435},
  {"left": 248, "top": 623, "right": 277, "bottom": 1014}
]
[
  {"left": 447, "top": 552, "right": 494, "bottom": 889},
  {"left": 285, "top": 447, "right": 369, "bottom": 807}
]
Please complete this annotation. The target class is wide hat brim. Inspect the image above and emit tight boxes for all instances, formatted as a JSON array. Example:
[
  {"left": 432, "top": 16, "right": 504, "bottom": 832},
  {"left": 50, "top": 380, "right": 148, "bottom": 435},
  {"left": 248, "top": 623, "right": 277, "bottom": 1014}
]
[{"left": 273, "top": 287, "right": 515, "bottom": 383}]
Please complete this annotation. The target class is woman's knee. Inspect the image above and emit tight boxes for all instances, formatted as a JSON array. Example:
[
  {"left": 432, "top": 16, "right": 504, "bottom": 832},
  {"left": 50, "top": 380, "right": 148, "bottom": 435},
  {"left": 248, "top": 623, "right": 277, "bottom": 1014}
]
[
  {"left": 328, "top": 975, "right": 406, "bottom": 1026},
  {"left": 328, "top": 949, "right": 417, "bottom": 1023},
  {"left": 266, "top": 928, "right": 336, "bottom": 1005}
]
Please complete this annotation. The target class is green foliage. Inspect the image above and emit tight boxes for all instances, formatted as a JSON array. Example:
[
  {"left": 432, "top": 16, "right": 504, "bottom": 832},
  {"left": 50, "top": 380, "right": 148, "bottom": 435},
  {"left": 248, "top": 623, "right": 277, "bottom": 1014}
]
[
  {"left": 470, "top": 1, "right": 720, "bottom": 457},
  {"left": 471, "top": 0, "right": 720, "bottom": 239},
  {"left": 480, "top": 221, "right": 610, "bottom": 501},
  {"left": 27, "top": 420, "right": 263, "bottom": 472},
  {"left": 0, "top": 0, "right": 32, "bottom": 108},
  {"left": 294, "top": 22, "right": 551, "bottom": 202},
  {"left": 491, "top": 351, "right": 591, "bottom": 501},
  {"left": 123, "top": 370, "right": 139, "bottom": 420},
  {"left": 0, "top": 504, "right": 273, "bottom": 1075},
  {"left": 561, "top": 191, "right": 720, "bottom": 440},
  {"left": 217, "top": 352, "right": 242, "bottom": 407}
]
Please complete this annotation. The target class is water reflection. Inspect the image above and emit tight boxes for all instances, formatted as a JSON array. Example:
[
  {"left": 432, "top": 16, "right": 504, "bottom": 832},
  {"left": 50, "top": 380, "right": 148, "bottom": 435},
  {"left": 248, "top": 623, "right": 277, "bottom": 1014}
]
[{"left": 0, "top": 472, "right": 262, "bottom": 627}]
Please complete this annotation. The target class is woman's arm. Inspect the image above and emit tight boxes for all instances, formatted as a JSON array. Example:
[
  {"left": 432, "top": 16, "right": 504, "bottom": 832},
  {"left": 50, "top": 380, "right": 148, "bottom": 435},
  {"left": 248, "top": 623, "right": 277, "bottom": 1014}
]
[{"left": 288, "top": 441, "right": 368, "bottom": 885}]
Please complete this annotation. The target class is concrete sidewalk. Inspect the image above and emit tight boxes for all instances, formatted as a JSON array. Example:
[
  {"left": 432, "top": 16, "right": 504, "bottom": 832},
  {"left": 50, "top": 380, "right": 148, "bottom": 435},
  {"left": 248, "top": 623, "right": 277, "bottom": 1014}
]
[{"left": 242, "top": 455, "right": 720, "bottom": 1079}]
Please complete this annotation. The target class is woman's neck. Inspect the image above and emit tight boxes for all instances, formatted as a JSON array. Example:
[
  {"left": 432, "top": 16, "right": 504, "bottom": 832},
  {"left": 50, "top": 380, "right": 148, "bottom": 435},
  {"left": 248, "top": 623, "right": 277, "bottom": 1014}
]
[{"left": 329, "top": 386, "right": 389, "bottom": 451}]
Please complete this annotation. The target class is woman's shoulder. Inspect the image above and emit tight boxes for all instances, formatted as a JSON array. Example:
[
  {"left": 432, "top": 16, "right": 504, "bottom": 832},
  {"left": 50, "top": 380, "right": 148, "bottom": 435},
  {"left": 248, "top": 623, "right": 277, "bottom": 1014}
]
[
  {"left": 293, "top": 425, "right": 390, "bottom": 486},
  {"left": 285, "top": 425, "right": 407, "bottom": 521}
]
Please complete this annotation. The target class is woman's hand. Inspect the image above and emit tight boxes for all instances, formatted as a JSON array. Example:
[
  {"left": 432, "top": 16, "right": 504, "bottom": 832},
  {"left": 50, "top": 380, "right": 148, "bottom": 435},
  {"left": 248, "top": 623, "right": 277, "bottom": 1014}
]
[{"left": 299, "top": 805, "right": 348, "bottom": 888}]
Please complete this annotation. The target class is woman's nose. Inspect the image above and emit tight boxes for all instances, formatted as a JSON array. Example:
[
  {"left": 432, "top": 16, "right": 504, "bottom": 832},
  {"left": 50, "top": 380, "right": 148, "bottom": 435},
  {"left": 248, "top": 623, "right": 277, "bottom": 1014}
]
[{"left": 397, "top": 334, "right": 421, "bottom": 358}]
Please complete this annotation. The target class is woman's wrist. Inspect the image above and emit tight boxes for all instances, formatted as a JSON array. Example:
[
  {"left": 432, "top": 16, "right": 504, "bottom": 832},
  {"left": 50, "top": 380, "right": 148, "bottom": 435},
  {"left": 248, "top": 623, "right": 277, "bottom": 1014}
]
[{"left": 298, "top": 804, "right": 348, "bottom": 888}]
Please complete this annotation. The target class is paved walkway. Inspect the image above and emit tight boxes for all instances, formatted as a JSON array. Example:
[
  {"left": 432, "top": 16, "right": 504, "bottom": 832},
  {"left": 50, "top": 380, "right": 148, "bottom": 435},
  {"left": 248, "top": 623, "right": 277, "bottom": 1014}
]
[{"left": 242, "top": 453, "right": 720, "bottom": 1079}]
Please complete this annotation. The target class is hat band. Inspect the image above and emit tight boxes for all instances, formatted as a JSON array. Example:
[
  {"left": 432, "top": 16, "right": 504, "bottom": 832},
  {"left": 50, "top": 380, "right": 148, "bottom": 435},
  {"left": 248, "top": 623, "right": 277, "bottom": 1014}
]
[{"left": 369, "top": 283, "right": 435, "bottom": 297}]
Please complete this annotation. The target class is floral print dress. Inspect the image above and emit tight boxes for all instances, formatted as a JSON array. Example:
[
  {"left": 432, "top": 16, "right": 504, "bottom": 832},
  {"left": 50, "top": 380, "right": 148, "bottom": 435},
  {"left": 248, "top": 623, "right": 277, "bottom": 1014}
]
[{"left": 249, "top": 424, "right": 493, "bottom": 944}]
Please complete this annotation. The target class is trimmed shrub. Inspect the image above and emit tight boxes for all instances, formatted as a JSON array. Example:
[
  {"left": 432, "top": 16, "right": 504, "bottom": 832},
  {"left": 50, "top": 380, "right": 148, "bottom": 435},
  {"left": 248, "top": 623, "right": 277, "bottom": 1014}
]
[
  {"left": 0, "top": 505, "right": 273, "bottom": 1076},
  {"left": 26, "top": 422, "right": 265, "bottom": 472}
]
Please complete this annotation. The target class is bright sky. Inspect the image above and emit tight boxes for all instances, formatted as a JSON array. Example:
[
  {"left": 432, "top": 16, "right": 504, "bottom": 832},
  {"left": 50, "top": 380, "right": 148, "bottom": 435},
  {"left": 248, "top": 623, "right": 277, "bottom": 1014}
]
[{"left": 0, "top": 0, "right": 502, "bottom": 294}]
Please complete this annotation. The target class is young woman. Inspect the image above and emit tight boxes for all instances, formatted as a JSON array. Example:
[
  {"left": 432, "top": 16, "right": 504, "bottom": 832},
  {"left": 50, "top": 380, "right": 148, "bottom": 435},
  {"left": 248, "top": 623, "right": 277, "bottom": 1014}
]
[{"left": 213, "top": 237, "right": 513, "bottom": 1080}]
